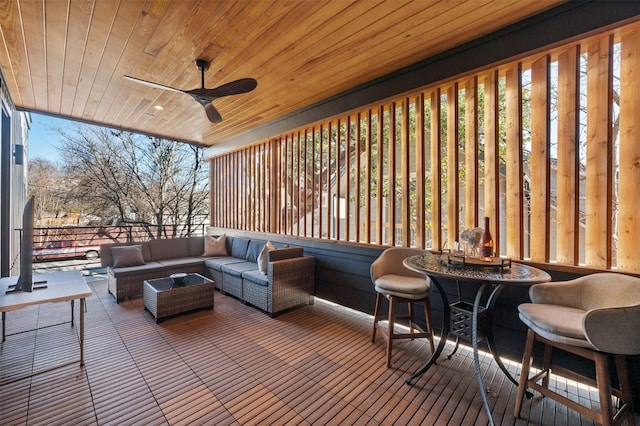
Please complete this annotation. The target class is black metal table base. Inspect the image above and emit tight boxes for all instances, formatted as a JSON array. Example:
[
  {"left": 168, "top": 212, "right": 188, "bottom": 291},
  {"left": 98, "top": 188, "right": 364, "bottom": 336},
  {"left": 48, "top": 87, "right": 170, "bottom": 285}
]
[{"left": 405, "top": 277, "right": 519, "bottom": 426}]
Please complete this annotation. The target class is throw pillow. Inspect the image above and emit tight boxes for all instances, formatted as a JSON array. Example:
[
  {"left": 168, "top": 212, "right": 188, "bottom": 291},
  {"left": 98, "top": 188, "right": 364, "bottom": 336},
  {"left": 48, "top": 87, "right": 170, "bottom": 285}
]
[
  {"left": 202, "top": 234, "right": 227, "bottom": 256},
  {"left": 257, "top": 241, "right": 275, "bottom": 274},
  {"left": 111, "top": 245, "right": 145, "bottom": 268}
]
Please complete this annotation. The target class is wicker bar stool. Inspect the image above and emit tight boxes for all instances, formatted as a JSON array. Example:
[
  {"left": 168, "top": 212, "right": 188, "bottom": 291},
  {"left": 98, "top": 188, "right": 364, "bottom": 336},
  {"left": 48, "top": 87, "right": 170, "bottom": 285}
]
[{"left": 371, "top": 248, "right": 435, "bottom": 368}]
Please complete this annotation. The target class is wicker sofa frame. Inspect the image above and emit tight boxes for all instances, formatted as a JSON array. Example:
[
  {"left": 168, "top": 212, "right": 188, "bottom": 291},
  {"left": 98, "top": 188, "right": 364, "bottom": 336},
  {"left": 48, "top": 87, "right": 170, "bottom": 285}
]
[
  {"left": 101, "top": 237, "right": 208, "bottom": 303},
  {"left": 101, "top": 235, "right": 315, "bottom": 316},
  {"left": 204, "top": 237, "right": 315, "bottom": 316}
]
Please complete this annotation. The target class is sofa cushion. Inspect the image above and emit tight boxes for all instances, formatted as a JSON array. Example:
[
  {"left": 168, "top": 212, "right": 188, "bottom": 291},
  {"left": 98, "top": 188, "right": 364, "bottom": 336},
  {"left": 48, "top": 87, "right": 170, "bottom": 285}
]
[
  {"left": 257, "top": 241, "right": 276, "bottom": 274},
  {"left": 110, "top": 261, "right": 164, "bottom": 277},
  {"left": 188, "top": 236, "right": 205, "bottom": 256},
  {"left": 231, "top": 237, "right": 250, "bottom": 259},
  {"left": 222, "top": 261, "right": 258, "bottom": 277},
  {"left": 111, "top": 245, "right": 145, "bottom": 268},
  {"left": 157, "top": 257, "right": 205, "bottom": 269},
  {"left": 242, "top": 269, "right": 269, "bottom": 287},
  {"left": 205, "top": 257, "right": 246, "bottom": 271},
  {"left": 246, "top": 240, "right": 266, "bottom": 263},
  {"left": 203, "top": 234, "right": 228, "bottom": 256},
  {"left": 149, "top": 238, "right": 190, "bottom": 261}
]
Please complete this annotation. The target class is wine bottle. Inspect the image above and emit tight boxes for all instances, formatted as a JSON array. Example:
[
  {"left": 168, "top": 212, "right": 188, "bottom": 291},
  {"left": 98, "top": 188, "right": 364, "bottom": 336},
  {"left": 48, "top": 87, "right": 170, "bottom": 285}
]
[{"left": 479, "top": 216, "right": 493, "bottom": 261}]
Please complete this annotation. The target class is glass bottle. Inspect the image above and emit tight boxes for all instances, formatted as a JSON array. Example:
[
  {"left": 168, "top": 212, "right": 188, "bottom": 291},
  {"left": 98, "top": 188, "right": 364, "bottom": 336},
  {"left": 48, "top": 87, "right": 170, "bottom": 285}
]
[{"left": 479, "top": 216, "right": 493, "bottom": 261}]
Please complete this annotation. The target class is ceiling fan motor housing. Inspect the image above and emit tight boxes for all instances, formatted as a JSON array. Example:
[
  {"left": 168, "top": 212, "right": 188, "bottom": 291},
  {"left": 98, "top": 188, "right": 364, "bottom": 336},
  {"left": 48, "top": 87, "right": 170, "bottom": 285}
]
[{"left": 195, "top": 59, "right": 210, "bottom": 72}]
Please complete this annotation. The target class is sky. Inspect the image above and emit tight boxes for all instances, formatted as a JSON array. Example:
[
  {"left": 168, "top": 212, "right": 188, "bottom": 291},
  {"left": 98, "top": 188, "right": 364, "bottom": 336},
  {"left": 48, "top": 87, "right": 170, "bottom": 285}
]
[{"left": 28, "top": 113, "right": 75, "bottom": 164}]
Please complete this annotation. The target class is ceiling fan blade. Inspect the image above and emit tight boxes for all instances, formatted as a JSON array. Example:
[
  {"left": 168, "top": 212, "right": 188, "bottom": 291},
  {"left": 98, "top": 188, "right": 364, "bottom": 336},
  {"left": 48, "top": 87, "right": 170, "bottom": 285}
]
[
  {"left": 124, "top": 75, "right": 184, "bottom": 94},
  {"left": 186, "top": 78, "right": 257, "bottom": 99},
  {"left": 204, "top": 103, "right": 223, "bottom": 123}
]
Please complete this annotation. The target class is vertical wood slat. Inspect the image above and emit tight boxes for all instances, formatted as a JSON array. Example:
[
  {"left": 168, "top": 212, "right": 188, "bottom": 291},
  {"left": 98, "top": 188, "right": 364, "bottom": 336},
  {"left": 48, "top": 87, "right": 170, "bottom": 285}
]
[
  {"left": 401, "top": 98, "right": 410, "bottom": 247},
  {"left": 616, "top": 27, "right": 640, "bottom": 272},
  {"left": 241, "top": 150, "right": 246, "bottom": 230},
  {"left": 302, "top": 131, "right": 308, "bottom": 237},
  {"left": 354, "top": 114, "right": 361, "bottom": 243},
  {"left": 318, "top": 125, "right": 324, "bottom": 239},
  {"left": 365, "top": 111, "right": 372, "bottom": 244},
  {"left": 446, "top": 85, "right": 459, "bottom": 248},
  {"left": 311, "top": 130, "right": 317, "bottom": 238},
  {"left": 388, "top": 104, "right": 396, "bottom": 246},
  {"left": 585, "top": 37, "right": 613, "bottom": 269},
  {"left": 556, "top": 46, "right": 580, "bottom": 265},
  {"left": 270, "top": 139, "right": 280, "bottom": 233},
  {"left": 483, "top": 71, "right": 500, "bottom": 254},
  {"left": 327, "top": 123, "right": 333, "bottom": 239},
  {"left": 223, "top": 155, "right": 229, "bottom": 228},
  {"left": 505, "top": 66, "right": 523, "bottom": 259},
  {"left": 529, "top": 56, "right": 551, "bottom": 262},
  {"left": 431, "top": 90, "right": 442, "bottom": 250},
  {"left": 376, "top": 106, "right": 384, "bottom": 245},
  {"left": 335, "top": 120, "right": 341, "bottom": 240},
  {"left": 415, "top": 94, "right": 425, "bottom": 249},
  {"left": 464, "top": 78, "right": 478, "bottom": 231},
  {"left": 297, "top": 131, "right": 302, "bottom": 237},
  {"left": 345, "top": 117, "right": 352, "bottom": 241},
  {"left": 214, "top": 156, "right": 219, "bottom": 228},
  {"left": 247, "top": 146, "right": 253, "bottom": 231},
  {"left": 289, "top": 134, "right": 295, "bottom": 235}
]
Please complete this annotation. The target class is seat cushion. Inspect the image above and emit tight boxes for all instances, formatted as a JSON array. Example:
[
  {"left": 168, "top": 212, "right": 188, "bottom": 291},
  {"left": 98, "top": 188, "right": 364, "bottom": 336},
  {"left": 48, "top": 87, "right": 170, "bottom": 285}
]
[
  {"left": 518, "top": 303, "right": 593, "bottom": 349},
  {"left": 242, "top": 269, "right": 269, "bottom": 287},
  {"left": 157, "top": 257, "right": 204, "bottom": 268},
  {"left": 110, "top": 261, "right": 164, "bottom": 277},
  {"left": 374, "top": 274, "right": 429, "bottom": 299},
  {"left": 222, "top": 261, "right": 259, "bottom": 277},
  {"left": 204, "top": 257, "right": 245, "bottom": 271}
]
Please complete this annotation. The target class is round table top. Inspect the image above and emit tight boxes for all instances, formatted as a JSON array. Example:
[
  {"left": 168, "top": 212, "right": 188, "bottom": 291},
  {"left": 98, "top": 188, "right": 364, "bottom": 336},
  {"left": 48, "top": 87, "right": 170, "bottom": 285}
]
[{"left": 403, "top": 252, "right": 551, "bottom": 285}]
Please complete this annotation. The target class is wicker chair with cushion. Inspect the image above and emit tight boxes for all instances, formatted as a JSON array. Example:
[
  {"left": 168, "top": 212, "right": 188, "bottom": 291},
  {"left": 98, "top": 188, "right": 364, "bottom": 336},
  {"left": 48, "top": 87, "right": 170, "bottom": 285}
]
[
  {"left": 371, "top": 247, "right": 435, "bottom": 368},
  {"left": 514, "top": 272, "right": 640, "bottom": 426}
]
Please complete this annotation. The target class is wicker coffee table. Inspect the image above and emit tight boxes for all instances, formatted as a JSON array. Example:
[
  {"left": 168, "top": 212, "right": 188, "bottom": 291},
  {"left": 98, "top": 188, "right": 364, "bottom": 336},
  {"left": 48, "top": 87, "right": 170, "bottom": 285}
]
[{"left": 143, "top": 273, "right": 214, "bottom": 323}]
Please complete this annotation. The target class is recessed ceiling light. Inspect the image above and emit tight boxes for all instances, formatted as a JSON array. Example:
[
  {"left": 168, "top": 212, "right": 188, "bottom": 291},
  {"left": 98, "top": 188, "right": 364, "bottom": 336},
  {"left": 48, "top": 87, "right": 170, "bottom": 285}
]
[{"left": 153, "top": 105, "right": 164, "bottom": 110}]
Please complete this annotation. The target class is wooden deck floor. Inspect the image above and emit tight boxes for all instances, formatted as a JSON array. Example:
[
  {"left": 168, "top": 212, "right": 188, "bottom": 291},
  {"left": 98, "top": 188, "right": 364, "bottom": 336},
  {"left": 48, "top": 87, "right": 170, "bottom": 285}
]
[{"left": 1, "top": 279, "right": 634, "bottom": 425}]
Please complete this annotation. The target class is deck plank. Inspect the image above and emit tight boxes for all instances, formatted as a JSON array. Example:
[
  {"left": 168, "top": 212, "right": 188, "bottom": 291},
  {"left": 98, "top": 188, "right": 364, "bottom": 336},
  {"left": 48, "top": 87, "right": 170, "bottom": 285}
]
[{"left": 2, "top": 278, "right": 636, "bottom": 425}]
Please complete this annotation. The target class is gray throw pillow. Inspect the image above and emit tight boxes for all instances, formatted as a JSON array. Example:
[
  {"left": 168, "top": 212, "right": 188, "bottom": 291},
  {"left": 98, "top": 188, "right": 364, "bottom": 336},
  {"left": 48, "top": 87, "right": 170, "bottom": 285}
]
[{"left": 111, "top": 245, "right": 145, "bottom": 268}]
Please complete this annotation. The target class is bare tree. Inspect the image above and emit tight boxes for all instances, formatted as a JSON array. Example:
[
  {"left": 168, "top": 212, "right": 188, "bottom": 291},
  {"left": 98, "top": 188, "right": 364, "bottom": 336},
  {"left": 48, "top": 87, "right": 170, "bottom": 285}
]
[
  {"left": 28, "top": 158, "right": 69, "bottom": 224},
  {"left": 56, "top": 124, "right": 209, "bottom": 238}
]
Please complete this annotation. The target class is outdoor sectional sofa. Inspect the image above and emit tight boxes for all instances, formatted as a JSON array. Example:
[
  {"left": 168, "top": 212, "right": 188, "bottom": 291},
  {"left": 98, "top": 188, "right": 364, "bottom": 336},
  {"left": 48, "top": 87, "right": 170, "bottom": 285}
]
[
  {"left": 100, "top": 235, "right": 315, "bottom": 316},
  {"left": 204, "top": 236, "right": 315, "bottom": 316}
]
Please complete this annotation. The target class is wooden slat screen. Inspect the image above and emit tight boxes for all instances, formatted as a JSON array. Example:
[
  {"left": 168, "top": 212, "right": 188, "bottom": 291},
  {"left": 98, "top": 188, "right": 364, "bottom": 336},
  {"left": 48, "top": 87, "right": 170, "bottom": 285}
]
[{"left": 209, "top": 21, "right": 640, "bottom": 273}]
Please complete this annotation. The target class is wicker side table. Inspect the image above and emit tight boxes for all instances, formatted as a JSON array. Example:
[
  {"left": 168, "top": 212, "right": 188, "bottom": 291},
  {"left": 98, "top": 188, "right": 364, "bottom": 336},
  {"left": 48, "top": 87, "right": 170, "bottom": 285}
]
[{"left": 144, "top": 273, "right": 214, "bottom": 323}]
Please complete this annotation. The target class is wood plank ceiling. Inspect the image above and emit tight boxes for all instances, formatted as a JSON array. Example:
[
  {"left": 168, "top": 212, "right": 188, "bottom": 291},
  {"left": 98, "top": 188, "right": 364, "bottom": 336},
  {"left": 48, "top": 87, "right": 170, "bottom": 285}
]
[{"left": 0, "top": 0, "right": 565, "bottom": 149}]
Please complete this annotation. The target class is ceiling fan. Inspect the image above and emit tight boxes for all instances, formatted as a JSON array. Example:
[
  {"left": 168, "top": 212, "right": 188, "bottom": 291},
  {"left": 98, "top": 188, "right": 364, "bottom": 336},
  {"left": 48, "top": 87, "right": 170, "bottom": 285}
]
[{"left": 124, "top": 59, "right": 257, "bottom": 123}]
